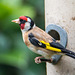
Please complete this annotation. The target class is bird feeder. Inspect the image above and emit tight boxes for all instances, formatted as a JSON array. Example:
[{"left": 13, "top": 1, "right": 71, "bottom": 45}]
[{"left": 45, "top": 0, "right": 75, "bottom": 75}]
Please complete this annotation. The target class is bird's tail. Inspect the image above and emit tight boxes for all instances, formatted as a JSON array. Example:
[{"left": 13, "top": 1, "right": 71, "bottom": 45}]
[{"left": 61, "top": 49, "right": 75, "bottom": 59}]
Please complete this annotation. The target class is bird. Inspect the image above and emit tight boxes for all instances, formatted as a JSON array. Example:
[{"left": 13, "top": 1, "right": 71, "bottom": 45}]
[{"left": 12, "top": 16, "right": 75, "bottom": 64}]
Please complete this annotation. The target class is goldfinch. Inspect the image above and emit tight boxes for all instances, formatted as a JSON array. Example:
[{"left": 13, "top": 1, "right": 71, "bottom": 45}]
[{"left": 12, "top": 16, "right": 75, "bottom": 64}]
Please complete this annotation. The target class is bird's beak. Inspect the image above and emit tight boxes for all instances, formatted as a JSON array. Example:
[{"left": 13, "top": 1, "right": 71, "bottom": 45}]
[{"left": 12, "top": 19, "right": 20, "bottom": 24}]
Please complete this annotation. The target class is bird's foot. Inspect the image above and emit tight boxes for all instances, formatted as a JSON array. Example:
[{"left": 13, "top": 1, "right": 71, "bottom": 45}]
[
  {"left": 34, "top": 56, "right": 43, "bottom": 64},
  {"left": 34, "top": 55, "right": 62, "bottom": 64},
  {"left": 34, "top": 56, "right": 53, "bottom": 64}
]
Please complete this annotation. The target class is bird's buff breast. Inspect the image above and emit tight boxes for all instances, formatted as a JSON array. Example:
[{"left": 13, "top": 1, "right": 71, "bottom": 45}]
[
  {"left": 28, "top": 44, "right": 54, "bottom": 59},
  {"left": 22, "top": 31, "right": 53, "bottom": 58},
  {"left": 22, "top": 34, "right": 53, "bottom": 58},
  {"left": 28, "top": 45, "right": 50, "bottom": 58},
  {"left": 22, "top": 32, "right": 38, "bottom": 53},
  {"left": 23, "top": 33, "right": 50, "bottom": 57}
]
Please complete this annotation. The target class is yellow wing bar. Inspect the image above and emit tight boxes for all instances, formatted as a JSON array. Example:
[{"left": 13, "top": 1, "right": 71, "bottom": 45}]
[{"left": 39, "top": 40, "right": 62, "bottom": 52}]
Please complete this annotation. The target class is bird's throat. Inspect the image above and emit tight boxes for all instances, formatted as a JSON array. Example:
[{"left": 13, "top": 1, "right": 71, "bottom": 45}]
[{"left": 20, "top": 24, "right": 25, "bottom": 30}]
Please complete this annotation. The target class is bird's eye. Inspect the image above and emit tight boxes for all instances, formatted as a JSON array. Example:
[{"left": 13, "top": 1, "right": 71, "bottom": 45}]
[
  {"left": 20, "top": 19, "right": 23, "bottom": 22},
  {"left": 23, "top": 20, "right": 26, "bottom": 22},
  {"left": 20, "top": 19, "right": 26, "bottom": 24}
]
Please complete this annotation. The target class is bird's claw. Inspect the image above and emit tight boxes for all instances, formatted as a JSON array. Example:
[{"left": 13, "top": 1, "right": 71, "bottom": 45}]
[
  {"left": 34, "top": 56, "right": 53, "bottom": 64},
  {"left": 34, "top": 57, "right": 42, "bottom": 64}
]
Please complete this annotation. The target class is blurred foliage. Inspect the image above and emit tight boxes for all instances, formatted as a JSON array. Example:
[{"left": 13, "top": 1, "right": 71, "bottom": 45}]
[{"left": 0, "top": 0, "right": 45, "bottom": 75}]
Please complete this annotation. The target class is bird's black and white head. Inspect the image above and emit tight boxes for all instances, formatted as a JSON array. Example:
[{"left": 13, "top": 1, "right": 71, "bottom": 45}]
[{"left": 12, "top": 16, "right": 35, "bottom": 32}]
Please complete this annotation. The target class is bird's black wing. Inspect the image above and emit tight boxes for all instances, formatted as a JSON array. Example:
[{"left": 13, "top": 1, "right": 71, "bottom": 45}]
[
  {"left": 50, "top": 42, "right": 65, "bottom": 49},
  {"left": 28, "top": 33, "right": 75, "bottom": 59},
  {"left": 28, "top": 33, "right": 46, "bottom": 48},
  {"left": 50, "top": 42, "right": 75, "bottom": 55}
]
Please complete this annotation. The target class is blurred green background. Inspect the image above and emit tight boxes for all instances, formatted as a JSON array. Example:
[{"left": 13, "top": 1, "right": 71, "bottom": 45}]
[{"left": 0, "top": 0, "right": 45, "bottom": 75}]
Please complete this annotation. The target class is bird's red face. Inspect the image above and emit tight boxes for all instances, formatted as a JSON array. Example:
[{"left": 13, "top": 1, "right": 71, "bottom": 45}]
[
  {"left": 12, "top": 16, "right": 28, "bottom": 30},
  {"left": 19, "top": 16, "right": 27, "bottom": 29},
  {"left": 12, "top": 16, "right": 35, "bottom": 31}
]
